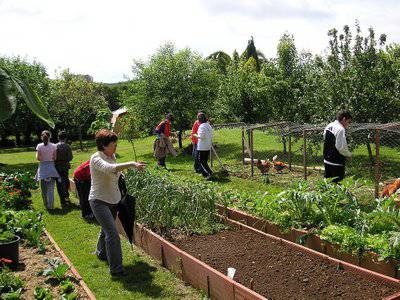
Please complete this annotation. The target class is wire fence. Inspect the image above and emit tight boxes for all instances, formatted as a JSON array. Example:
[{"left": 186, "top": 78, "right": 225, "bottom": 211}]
[{"left": 211, "top": 122, "right": 400, "bottom": 199}]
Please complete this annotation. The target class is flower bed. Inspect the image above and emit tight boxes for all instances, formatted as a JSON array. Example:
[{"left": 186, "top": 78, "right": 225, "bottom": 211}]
[{"left": 0, "top": 172, "right": 37, "bottom": 210}]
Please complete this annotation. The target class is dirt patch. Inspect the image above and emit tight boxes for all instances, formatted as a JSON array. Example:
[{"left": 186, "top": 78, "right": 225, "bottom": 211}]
[
  {"left": 172, "top": 228, "right": 399, "bottom": 300},
  {"left": 13, "top": 237, "right": 88, "bottom": 299}
]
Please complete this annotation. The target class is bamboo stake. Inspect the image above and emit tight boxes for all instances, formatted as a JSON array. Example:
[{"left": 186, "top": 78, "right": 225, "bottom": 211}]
[
  {"left": 288, "top": 126, "right": 292, "bottom": 170},
  {"left": 250, "top": 129, "right": 254, "bottom": 177},
  {"left": 241, "top": 127, "right": 245, "bottom": 165},
  {"left": 303, "top": 129, "right": 307, "bottom": 180},
  {"left": 374, "top": 129, "right": 381, "bottom": 198}
]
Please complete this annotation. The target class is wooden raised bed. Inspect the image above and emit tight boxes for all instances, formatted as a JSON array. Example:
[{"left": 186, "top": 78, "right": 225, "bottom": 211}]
[
  {"left": 216, "top": 203, "right": 400, "bottom": 279},
  {"left": 117, "top": 217, "right": 400, "bottom": 300}
]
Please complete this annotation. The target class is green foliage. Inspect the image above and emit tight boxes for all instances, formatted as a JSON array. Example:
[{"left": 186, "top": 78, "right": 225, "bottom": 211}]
[
  {"left": 0, "top": 268, "right": 24, "bottom": 299},
  {"left": 40, "top": 258, "right": 69, "bottom": 282},
  {"left": 124, "top": 43, "right": 220, "bottom": 134},
  {"left": 0, "top": 172, "right": 37, "bottom": 210},
  {"left": 87, "top": 108, "right": 112, "bottom": 135},
  {"left": 320, "top": 225, "right": 366, "bottom": 255},
  {"left": 125, "top": 168, "right": 223, "bottom": 236},
  {"left": 49, "top": 69, "right": 107, "bottom": 149},
  {"left": 34, "top": 286, "right": 53, "bottom": 300}
]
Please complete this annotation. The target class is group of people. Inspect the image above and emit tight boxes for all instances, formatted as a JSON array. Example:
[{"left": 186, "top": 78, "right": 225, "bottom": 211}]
[
  {"left": 153, "top": 111, "right": 214, "bottom": 180},
  {"left": 35, "top": 130, "right": 73, "bottom": 210},
  {"left": 34, "top": 109, "right": 351, "bottom": 278}
]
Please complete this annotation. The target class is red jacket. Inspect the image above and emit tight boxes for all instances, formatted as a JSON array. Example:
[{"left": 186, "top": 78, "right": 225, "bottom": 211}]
[
  {"left": 155, "top": 119, "right": 171, "bottom": 137},
  {"left": 191, "top": 120, "right": 201, "bottom": 144},
  {"left": 73, "top": 160, "right": 91, "bottom": 181}
]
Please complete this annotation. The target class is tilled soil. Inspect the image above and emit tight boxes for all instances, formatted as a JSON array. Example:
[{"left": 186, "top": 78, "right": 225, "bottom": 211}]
[
  {"left": 13, "top": 237, "right": 88, "bottom": 299},
  {"left": 172, "top": 228, "right": 400, "bottom": 300}
]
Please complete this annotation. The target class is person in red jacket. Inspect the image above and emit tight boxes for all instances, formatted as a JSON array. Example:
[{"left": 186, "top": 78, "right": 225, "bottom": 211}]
[
  {"left": 73, "top": 160, "right": 93, "bottom": 220},
  {"left": 191, "top": 111, "right": 204, "bottom": 173}
]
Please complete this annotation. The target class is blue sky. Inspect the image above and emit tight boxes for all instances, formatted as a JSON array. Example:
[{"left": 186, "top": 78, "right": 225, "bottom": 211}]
[{"left": 1, "top": 0, "right": 399, "bottom": 82}]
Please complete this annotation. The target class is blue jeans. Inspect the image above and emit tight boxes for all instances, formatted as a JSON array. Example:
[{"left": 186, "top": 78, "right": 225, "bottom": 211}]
[
  {"left": 40, "top": 179, "right": 55, "bottom": 209},
  {"left": 90, "top": 199, "right": 123, "bottom": 274}
]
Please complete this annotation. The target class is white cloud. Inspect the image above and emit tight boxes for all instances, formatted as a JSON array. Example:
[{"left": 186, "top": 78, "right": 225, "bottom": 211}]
[{"left": 1, "top": 0, "right": 399, "bottom": 82}]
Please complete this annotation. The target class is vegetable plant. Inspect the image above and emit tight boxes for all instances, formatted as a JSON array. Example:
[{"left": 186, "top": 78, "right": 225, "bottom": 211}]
[{"left": 34, "top": 286, "right": 53, "bottom": 300}]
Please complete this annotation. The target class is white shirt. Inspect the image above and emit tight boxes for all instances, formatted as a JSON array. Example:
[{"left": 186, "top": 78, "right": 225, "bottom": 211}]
[
  {"left": 36, "top": 142, "right": 56, "bottom": 162},
  {"left": 197, "top": 122, "right": 213, "bottom": 151},
  {"left": 89, "top": 151, "right": 121, "bottom": 204},
  {"left": 323, "top": 120, "right": 352, "bottom": 166}
]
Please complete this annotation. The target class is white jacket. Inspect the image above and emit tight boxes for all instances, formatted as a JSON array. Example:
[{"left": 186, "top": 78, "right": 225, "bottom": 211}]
[{"left": 197, "top": 122, "right": 213, "bottom": 151}]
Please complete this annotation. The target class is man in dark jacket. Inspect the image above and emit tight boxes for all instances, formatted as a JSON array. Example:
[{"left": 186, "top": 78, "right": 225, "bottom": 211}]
[
  {"left": 55, "top": 131, "right": 73, "bottom": 205},
  {"left": 323, "top": 110, "right": 352, "bottom": 183}
]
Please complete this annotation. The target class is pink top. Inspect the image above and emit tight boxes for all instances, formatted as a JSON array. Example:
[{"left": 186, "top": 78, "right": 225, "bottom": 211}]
[{"left": 36, "top": 142, "right": 56, "bottom": 162}]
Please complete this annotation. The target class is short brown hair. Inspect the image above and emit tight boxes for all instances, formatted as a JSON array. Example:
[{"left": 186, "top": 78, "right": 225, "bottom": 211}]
[{"left": 95, "top": 129, "right": 118, "bottom": 151}]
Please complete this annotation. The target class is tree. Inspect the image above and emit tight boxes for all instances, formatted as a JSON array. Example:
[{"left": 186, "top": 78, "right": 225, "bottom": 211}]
[
  {"left": 50, "top": 70, "right": 107, "bottom": 150},
  {"left": 0, "top": 57, "right": 54, "bottom": 145},
  {"left": 125, "top": 43, "right": 220, "bottom": 134}
]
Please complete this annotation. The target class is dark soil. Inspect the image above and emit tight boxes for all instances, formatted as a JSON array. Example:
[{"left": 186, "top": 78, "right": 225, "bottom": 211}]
[{"left": 172, "top": 228, "right": 400, "bottom": 300}]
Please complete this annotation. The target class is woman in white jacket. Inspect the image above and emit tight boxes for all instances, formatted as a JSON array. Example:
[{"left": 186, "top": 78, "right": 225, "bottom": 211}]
[{"left": 194, "top": 113, "right": 213, "bottom": 180}]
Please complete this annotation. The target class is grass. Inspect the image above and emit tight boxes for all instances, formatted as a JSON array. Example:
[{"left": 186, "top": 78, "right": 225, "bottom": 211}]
[{"left": 1, "top": 127, "right": 399, "bottom": 298}]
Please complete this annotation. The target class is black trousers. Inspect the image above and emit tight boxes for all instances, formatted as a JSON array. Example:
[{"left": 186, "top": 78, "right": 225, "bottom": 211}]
[
  {"left": 74, "top": 179, "right": 93, "bottom": 217},
  {"left": 324, "top": 163, "right": 345, "bottom": 183},
  {"left": 55, "top": 167, "right": 70, "bottom": 204},
  {"left": 198, "top": 150, "right": 212, "bottom": 177},
  {"left": 192, "top": 143, "right": 201, "bottom": 172}
]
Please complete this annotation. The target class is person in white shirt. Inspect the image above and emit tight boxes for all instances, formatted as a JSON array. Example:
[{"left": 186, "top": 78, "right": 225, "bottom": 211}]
[
  {"left": 89, "top": 129, "right": 145, "bottom": 277},
  {"left": 323, "top": 109, "right": 352, "bottom": 183},
  {"left": 35, "top": 130, "right": 60, "bottom": 210},
  {"left": 193, "top": 113, "right": 213, "bottom": 180}
]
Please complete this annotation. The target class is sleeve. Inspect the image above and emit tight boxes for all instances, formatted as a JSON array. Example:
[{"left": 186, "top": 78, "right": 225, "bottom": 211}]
[
  {"left": 335, "top": 129, "right": 352, "bottom": 157},
  {"left": 91, "top": 156, "right": 117, "bottom": 174}
]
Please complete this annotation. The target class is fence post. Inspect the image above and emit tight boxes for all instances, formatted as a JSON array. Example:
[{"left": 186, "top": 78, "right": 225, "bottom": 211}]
[
  {"left": 241, "top": 127, "right": 245, "bottom": 165},
  {"left": 303, "top": 129, "right": 307, "bottom": 180},
  {"left": 250, "top": 129, "right": 254, "bottom": 177},
  {"left": 288, "top": 126, "right": 292, "bottom": 171},
  {"left": 374, "top": 129, "right": 381, "bottom": 198}
]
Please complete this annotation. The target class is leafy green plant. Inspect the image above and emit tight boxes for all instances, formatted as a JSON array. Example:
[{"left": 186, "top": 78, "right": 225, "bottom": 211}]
[
  {"left": 34, "top": 286, "right": 53, "bottom": 300},
  {"left": 0, "top": 231, "right": 16, "bottom": 243},
  {"left": 40, "top": 258, "right": 69, "bottom": 283},
  {"left": 0, "top": 268, "right": 24, "bottom": 299},
  {"left": 126, "top": 169, "right": 223, "bottom": 236},
  {"left": 320, "top": 225, "right": 366, "bottom": 256}
]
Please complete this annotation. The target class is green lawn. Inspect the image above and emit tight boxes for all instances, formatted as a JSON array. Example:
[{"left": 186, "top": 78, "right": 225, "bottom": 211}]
[{"left": 0, "top": 128, "right": 398, "bottom": 299}]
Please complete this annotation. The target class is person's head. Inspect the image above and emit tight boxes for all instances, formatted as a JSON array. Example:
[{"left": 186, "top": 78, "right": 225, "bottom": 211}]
[
  {"left": 198, "top": 112, "right": 207, "bottom": 123},
  {"left": 95, "top": 129, "right": 118, "bottom": 157},
  {"left": 336, "top": 109, "right": 352, "bottom": 129},
  {"left": 41, "top": 130, "right": 51, "bottom": 145},
  {"left": 166, "top": 113, "right": 174, "bottom": 122},
  {"left": 58, "top": 130, "right": 67, "bottom": 142}
]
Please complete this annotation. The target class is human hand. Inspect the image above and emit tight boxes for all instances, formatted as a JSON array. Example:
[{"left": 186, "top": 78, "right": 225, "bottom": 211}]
[{"left": 134, "top": 162, "right": 147, "bottom": 170}]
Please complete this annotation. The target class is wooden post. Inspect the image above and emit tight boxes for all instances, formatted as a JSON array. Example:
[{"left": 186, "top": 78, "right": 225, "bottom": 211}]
[
  {"left": 250, "top": 129, "right": 254, "bottom": 177},
  {"left": 303, "top": 129, "right": 307, "bottom": 180},
  {"left": 374, "top": 129, "right": 381, "bottom": 198},
  {"left": 241, "top": 127, "right": 245, "bottom": 165},
  {"left": 288, "top": 126, "right": 292, "bottom": 170}
]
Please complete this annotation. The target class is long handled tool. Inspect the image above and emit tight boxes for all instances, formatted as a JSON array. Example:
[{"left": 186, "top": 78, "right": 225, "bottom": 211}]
[{"left": 211, "top": 145, "right": 229, "bottom": 176}]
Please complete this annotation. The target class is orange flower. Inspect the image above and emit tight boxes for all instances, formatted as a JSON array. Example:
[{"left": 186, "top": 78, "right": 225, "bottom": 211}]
[{"left": 8, "top": 192, "right": 14, "bottom": 197}]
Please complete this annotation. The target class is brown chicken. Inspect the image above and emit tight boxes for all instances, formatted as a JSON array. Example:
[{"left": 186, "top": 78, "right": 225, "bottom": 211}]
[
  {"left": 256, "top": 159, "right": 271, "bottom": 175},
  {"left": 272, "top": 155, "right": 288, "bottom": 172},
  {"left": 381, "top": 178, "right": 400, "bottom": 198}
]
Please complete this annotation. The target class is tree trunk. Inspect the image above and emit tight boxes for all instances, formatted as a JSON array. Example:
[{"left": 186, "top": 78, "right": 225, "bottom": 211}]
[
  {"left": 24, "top": 129, "right": 32, "bottom": 146},
  {"left": 366, "top": 142, "right": 374, "bottom": 169},
  {"left": 78, "top": 126, "right": 83, "bottom": 151},
  {"left": 15, "top": 131, "right": 21, "bottom": 146},
  {"left": 178, "top": 131, "right": 182, "bottom": 149},
  {"left": 130, "top": 140, "right": 137, "bottom": 161}
]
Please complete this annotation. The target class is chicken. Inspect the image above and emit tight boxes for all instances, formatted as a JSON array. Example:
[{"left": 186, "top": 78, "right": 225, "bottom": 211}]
[
  {"left": 381, "top": 178, "right": 400, "bottom": 198},
  {"left": 256, "top": 159, "right": 271, "bottom": 175},
  {"left": 272, "top": 155, "right": 288, "bottom": 172}
]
